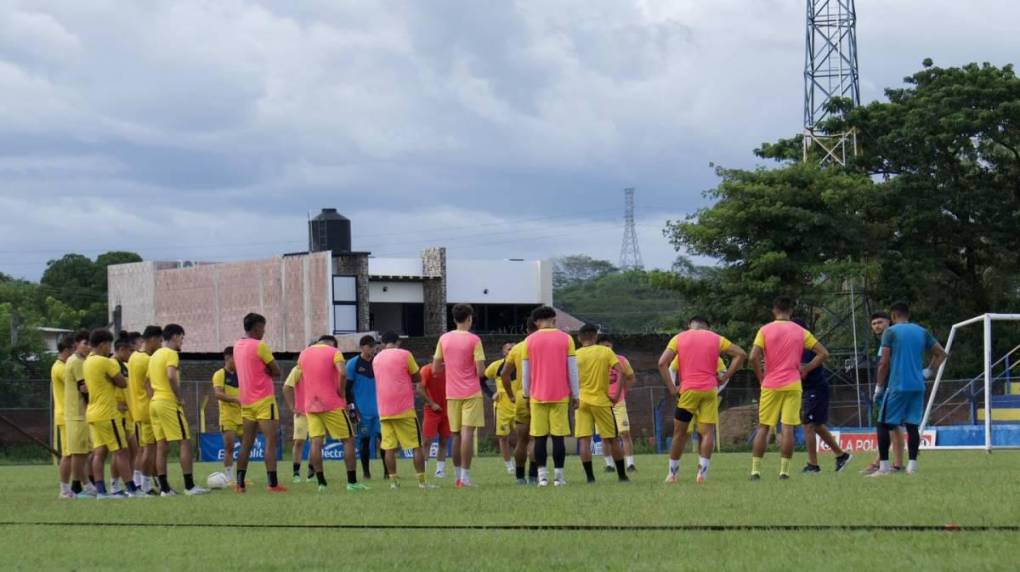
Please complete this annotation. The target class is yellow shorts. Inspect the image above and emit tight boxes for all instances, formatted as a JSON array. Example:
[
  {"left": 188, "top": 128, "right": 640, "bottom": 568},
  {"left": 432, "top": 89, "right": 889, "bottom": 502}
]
[
  {"left": 759, "top": 384, "right": 802, "bottom": 427},
  {"left": 529, "top": 400, "right": 570, "bottom": 437},
  {"left": 381, "top": 412, "right": 422, "bottom": 450},
  {"left": 64, "top": 420, "right": 91, "bottom": 455},
  {"left": 612, "top": 401, "right": 630, "bottom": 433},
  {"left": 495, "top": 401, "right": 516, "bottom": 437},
  {"left": 89, "top": 419, "right": 126, "bottom": 453},
  {"left": 117, "top": 413, "right": 135, "bottom": 437},
  {"left": 55, "top": 423, "right": 68, "bottom": 457},
  {"left": 220, "top": 419, "right": 242, "bottom": 434},
  {"left": 220, "top": 404, "right": 242, "bottom": 434},
  {"left": 134, "top": 421, "right": 156, "bottom": 446},
  {"left": 242, "top": 396, "right": 279, "bottom": 422},
  {"left": 149, "top": 400, "right": 191, "bottom": 442},
  {"left": 447, "top": 395, "right": 484, "bottom": 432},
  {"left": 293, "top": 414, "right": 308, "bottom": 440},
  {"left": 307, "top": 409, "right": 353, "bottom": 440},
  {"left": 678, "top": 390, "right": 719, "bottom": 425},
  {"left": 575, "top": 403, "right": 618, "bottom": 439}
]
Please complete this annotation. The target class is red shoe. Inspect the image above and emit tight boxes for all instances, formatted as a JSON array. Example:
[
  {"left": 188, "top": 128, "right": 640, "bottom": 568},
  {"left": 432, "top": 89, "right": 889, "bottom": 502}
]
[
  {"left": 455, "top": 479, "right": 464, "bottom": 489},
  {"left": 233, "top": 484, "right": 247, "bottom": 494},
  {"left": 266, "top": 484, "right": 288, "bottom": 493}
]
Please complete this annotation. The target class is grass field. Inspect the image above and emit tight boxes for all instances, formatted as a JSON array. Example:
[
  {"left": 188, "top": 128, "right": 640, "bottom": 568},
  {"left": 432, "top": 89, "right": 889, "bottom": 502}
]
[{"left": 2, "top": 451, "right": 1019, "bottom": 570}]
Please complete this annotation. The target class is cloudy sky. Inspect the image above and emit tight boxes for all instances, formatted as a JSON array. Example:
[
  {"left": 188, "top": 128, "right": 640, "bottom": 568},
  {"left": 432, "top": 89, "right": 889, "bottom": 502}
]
[{"left": 1, "top": 0, "right": 1017, "bottom": 280}]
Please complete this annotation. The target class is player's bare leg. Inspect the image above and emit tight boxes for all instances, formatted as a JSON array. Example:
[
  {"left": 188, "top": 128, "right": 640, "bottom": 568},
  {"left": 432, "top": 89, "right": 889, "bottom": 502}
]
[
  {"left": 579, "top": 435, "right": 595, "bottom": 483},
  {"left": 451, "top": 433, "right": 461, "bottom": 480},
  {"left": 309, "top": 436, "right": 327, "bottom": 491},
  {"left": 291, "top": 437, "right": 305, "bottom": 483},
  {"left": 695, "top": 423, "right": 715, "bottom": 483},
  {"left": 750, "top": 423, "right": 771, "bottom": 479},
  {"left": 258, "top": 419, "right": 282, "bottom": 491},
  {"left": 777, "top": 423, "right": 795, "bottom": 479},
  {"left": 604, "top": 434, "right": 628, "bottom": 482},
  {"left": 666, "top": 418, "right": 691, "bottom": 483},
  {"left": 458, "top": 426, "right": 476, "bottom": 486},
  {"left": 513, "top": 423, "right": 531, "bottom": 483},
  {"left": 234, "top": 419, "right": 257, "bottom": 491},
  {"left": 222, "top": 430, "right": 236, "bottom": 482}
]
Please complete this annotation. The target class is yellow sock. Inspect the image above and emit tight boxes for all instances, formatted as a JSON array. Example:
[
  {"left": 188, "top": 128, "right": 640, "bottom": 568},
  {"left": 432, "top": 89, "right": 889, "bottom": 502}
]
[
  {"left": 780, "top": 457, "right": 791, "bottom": 476},
  {"left": 416, "top": 473, "right": 426, "bottom": 485},
  {"left": 751, "top": 457, "right": 762, "bottom": 475},
  {"left": 389, "top": 474, "right": 399, "bottom": 482}
]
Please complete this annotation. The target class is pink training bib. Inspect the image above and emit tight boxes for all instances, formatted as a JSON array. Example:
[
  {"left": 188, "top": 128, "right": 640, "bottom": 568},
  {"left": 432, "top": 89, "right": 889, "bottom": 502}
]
[
  {"left": 760, "top": 321, "right": 808, "bottom": 389},
  {"left": 437, "top": 331, "right": 482, "bottom": 399},
  {"left": 297, "top": 344, "right": 345, "bottom": 413},
  {"left": 525, "top": 329, "right": 571, "bottom": 402},
  {"left": 374, "top": 348, "right": 416, "bottom": 418},
  {"left": 676, "top": 329, "right": 722, "bottom": 392},
  {"left": 234, "top": 338, "right": 274, "bottom": 406}
]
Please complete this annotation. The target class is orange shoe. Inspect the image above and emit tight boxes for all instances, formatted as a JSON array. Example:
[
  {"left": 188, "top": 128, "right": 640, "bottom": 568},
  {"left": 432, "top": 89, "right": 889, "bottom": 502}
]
[
  {"left": 233, "top": 483, "right": 247, "bottom": 494},
  {"left": 266, "top": 484, "right": 288, "bottom": 493}
]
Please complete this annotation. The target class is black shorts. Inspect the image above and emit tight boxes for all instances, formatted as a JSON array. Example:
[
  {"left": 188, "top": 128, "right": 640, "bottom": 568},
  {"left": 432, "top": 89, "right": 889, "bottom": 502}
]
[{"left": 801, "top": 383, "right": 830, "bottom": 426}]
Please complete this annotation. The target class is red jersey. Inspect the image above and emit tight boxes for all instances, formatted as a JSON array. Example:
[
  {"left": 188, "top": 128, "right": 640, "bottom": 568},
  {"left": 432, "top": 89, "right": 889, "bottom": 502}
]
[{"left": 420, "top": 364, "right": 447, "bottom": 410}]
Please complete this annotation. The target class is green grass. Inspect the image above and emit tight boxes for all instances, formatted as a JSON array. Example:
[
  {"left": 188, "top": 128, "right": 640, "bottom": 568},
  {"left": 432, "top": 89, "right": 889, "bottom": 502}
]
[{"left": 2, "top": 452, "right": 1019, "bottom": 570}]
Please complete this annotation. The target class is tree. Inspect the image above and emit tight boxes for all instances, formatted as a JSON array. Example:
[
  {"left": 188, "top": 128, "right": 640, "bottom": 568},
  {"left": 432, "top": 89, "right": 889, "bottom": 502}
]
[
  {"left": 39, "top": 251, "right": 142, "bottom": 328},
  {"left": 552, "top": 255, "right": 617, "bottom": 290},
  {"left": 555, "top": 270, "right": 687, "bottom": 333}
]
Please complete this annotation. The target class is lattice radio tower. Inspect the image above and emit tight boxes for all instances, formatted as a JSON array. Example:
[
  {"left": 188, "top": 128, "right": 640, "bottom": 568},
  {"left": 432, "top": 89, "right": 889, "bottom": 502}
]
[
  {"left": 803, "top": 0, "right": 860, "bottom": 166},
  {"left": 618, "top": 187, "right": 644, "bottom": 270}
]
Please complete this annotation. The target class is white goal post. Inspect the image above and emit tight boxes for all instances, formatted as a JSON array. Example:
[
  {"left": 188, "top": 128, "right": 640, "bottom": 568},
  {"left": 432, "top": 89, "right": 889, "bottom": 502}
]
[{"left": 920, "top": 313, "right": 1020, "bottom": 451}]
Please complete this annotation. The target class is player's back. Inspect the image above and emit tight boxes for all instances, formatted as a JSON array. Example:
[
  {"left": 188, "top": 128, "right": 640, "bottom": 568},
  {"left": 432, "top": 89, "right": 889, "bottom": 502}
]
[
  {"left": 884, "top": 323, "right": 935, "bottom": 392},
  {"left": 84, "top": 355, "right": 119, "bottom": 423},
  {"left": 756, "top": 321, "right": 812, "bottom": 389},
  {"left": 234, "top": 337, "right": 274, "bottom": 405},
  {"left": 374, "top": 348, "right": 417, "bottom": 417},
  {"left": 576, "top": 344, "right": 617, "bottom": 406},
  {"left": 525, "top": 328, "right": 573, "bottom": 402},
  {"left": 436, "top": 331, "right": 483, "bottom": 399},
  {"left": 297, "top": 343, "right": 345, "bottom": 412},
  {"left": 675, "top": 329, "right": 724, "bottom": 392}
]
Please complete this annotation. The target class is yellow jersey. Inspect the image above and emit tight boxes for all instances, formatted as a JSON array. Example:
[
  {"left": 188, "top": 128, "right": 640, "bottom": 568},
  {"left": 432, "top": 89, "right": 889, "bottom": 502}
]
[
  {"left": 504, "top": 343, "right": 525, "bottom": 396},
  {"left": 51, "top": 358, "right": 66, "bottom": 424},
  {"left": 127, "top": 351, "right": 151, "bottom": 422},
  {"left": 63, "top": 353, "right": 87, "bottom": 423},
  {"left": 84, "top": 354, "right": 122, "bottom": 423},
  {"left": 211, "top": 367, "right": 242, "bottom": 422},
  {"left": 485, "top": 358, "right": 514, "bottom": 408},
  {"left": 576, "top": 344, "right": 620, "bottom": 407},
  {"left": 148, "top": 347, "right": 180, "bottom": 402}
]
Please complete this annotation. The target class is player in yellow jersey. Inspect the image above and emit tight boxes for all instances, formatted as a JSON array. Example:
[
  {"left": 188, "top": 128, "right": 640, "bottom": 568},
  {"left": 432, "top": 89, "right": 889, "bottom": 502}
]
[
  {"left": 51, "top": 335, "right": 75, "bottom": 499},
  {"left": 128, "top": 326, "right": 161, "bottom": 494},
  {"left": 212, "top": 346, "right": 242, "bottom": 483},
  {"left": 283, "top": 360, "right": 312, "bottom": 484},
  {"left": 574, "top": 325, "right": 628, "bottom": 483},
  {"left": 597, "top": 334, "right": 636, "bottom": 473},
  {"left": 83, "top": 329, "right": 140, "bottom": 498},
  {"left": 110, "top": 333, "right": 140, "bottom": 495},
  {"left": 148, "top": 324, "right": 208, "bottom": 496},
  {"left": 501, "top": 320, "right": 539, "bottom": 485},
  {"left": 486, "top": 343, "right": 517, "bottom": 475},
  {"left": 64, "top": 330, "right": 98, "bottom": 498}
]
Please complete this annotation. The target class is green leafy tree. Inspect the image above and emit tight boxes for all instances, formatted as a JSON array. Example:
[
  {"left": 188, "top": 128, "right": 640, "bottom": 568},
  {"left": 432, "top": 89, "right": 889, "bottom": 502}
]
[
  {"left": 39, "top": 251, "right": 142, "bottom": 328},
  {"left": 555, "top": 270, "right": 686, "bottom": 333},
  {"left": 552, "top": 255, "right": 618, "bottom": 290}
]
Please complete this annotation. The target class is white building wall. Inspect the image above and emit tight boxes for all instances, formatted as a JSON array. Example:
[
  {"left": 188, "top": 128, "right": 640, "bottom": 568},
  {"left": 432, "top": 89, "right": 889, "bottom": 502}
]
[
  {"left": 368, "top": 281, "right": 424, "bottom": 303},
  {"left": 445, "top": 259, "right": 550, "bottom": 304},
  {"left": 368, "top": 258, "right": 422, "bottom": 278}
]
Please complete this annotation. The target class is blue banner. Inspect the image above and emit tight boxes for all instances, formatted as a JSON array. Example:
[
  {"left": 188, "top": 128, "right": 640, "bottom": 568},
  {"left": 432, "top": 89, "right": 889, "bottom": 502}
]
[{"left": 199, "top": 433, "right": 283, "bottom": 463}]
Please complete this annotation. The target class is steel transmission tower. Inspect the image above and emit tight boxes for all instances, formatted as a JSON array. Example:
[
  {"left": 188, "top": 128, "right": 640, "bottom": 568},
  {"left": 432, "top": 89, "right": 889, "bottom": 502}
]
[
  {"left": 803, "top": 0, "right": 860, "bottom": 165},
  {"left": 618, "top": 188, "right": 644, "bottom": 270}
]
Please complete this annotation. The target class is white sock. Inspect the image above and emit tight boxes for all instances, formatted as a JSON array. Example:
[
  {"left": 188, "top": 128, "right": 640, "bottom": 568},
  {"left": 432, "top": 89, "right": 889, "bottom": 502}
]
[
  {"left": 668, "top": 459, "right": 680, "bottom": 476},
  {"left": 604, "top": 455, "right": 614, "bottom": 467},
  {"left": 698, "top": 456, "right": 710, "bottom": 475},
  {"left": 84, "top": 482, "right": 97, "bottom": 494},
  {"left": 436, "top": 460, "right": 446, "bottom": 472},
  {"left": 625, "top": 455, "right": 635, "bottom": 467},
  {"left": 461, "top": 468, "right": 471, "bottom": 482},
  {"left": 907, "top": 460, "right": 918, "bottom": 472},
  {"left": 455, "top": 466, "right": 463, "bottom": 480},
  {"left": 111, "top": 478, "right": 124, "bottom": 493},
  {"left": 141, "top": 476, "right": 152, "bottom": 492},
  {"left": 505, "top": 460, "right": 514, "bottom": 470},
  {"left": 225, "top": 466, "right": 235, "bottom": 481},
  {"left": 537, "top": 467, "right": 549, "bottom": 481},
  {"left": 60, "top": 482, "right": 72, "bottom": 494},
  {"left": 879, "top": 460, "right": 890, "bottom": 472},
  {"left": 554, "top": 468, "right": 565, "bottom": 481},
  {"left": 132, "top": 470, "right": 143, "bottom": 488}
]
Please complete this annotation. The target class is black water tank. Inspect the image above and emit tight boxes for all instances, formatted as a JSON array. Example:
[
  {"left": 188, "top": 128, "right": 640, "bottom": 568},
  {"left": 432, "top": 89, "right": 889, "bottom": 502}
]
[{"left": 309, "top": 208, "right": 351, "bottom": 254}]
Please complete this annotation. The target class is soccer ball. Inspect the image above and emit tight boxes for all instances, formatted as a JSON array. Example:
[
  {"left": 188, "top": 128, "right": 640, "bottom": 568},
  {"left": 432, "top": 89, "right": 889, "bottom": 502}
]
[{"left": 206, "top": 472, "right": 230, "bottom": 490}]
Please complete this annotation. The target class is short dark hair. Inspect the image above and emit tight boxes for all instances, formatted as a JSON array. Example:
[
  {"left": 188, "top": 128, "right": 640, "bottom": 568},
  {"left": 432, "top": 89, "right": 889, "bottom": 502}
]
[
  {"left": 578, "top": 324, "right": 599, "bottom": 339},
  {"left": 114, "top": 332, "right": 133, "bottom": 351},
  {"left": 359, "top": 335, "right": 376, "bottom": 347},
  {"left": 142, "top": 325, "right": 163, "bottom": 340},
  {"left": 57, "top": 333, "right": 74, "bottom": 353},
  {"left": 223, "top": 346, "right": 233, "bottom": 357},
  {"left": 773, "top": 296, "right": 795, "bottom": 314},
  {"left": 451, "top": 304, "right": 474, "bottom": 324},
  {"left": 243, "top": 313, "right": 266, "bottom": 332},
  {"left": 163, "top": 324, "right": 185, "bottom": 341},
  {"left": 318, "top": 335, "right": 339, "bottom": 347},
  {"left": 890, "top": 302, "right": 910, "bottom": 317},
  {"left": 530, "top": 305, "right": 557, "bottom": 322},
  {"left": 689, "top": 315, "right": 711, "bottom": 328},
  {"left": 73, "top": 329, "right": 90, "bottom": 344},
  {"left": 596, "top": 333, "right": 613, "bottom": 345},
  {"left": 127, "top": 331, "right": 143, "bottom": 345},
  {"left": 89, "top": 328, "right": 114, "bottom": 347},
  {"left": 870, "top": 312, "right": 890, "bottom": 321},
  {"left": 526, "top": 319, "right": 538, "bottom": 334},
  {"left": 380, "top": 331, "right": 400, "bottom": 345}
]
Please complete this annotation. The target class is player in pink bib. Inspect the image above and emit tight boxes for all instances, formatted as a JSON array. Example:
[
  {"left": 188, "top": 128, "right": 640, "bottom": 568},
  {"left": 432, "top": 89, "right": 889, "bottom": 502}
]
[
  {"left": 375, "top": 331, "right": 435, "bottom": 489},
  {"left": 233, "top": 313, "right": 283, "bottom": 493}
]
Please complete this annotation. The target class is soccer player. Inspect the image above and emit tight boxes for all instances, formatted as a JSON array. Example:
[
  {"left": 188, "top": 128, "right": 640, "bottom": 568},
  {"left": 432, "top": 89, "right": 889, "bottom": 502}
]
[
  {"left": 794, "top": 319, "right": 854, "bottom": 474},
  {"left": 419, "top": 361, "right": 451, "bottom": 478},
  {"left": 574, "top": 324, "right": 628, "bottom": 484},
  {"left": 112, "top": 333, "right": 139, "bottom": 493},
  {"left": 347, "top": 335, "right": 385, "bottom": 480},
  {"left": 862, "top": 312, "right": 906, "bottom": 474},
  {"left": 521, "top": 305, "right": 579, "bottom": 487},
  {"left": 283, "top": 360, "right": 311, "bottom": 483},
  {"left": 597, "top": 334, "right": 636, "bottom": 473},
  {"left": 84, "top": 329, "right": 139, "bottom": 498},
  {"left": 433, "top": 304, "right": 486, "bottom": 488},
  {"left": 64, "top": 329, "right": 96, "bottom": 498},
  {"left": 871, "top": 302, "right": 946, "bottom": 477},
  {"left": 233, "top": 313, "right": 285, "bottom": 493},
  {"left": 502, "top": 321, "right": 540, "bottom": 485},
  {"left": 148, "top": 323, "right": 208, "bottom": 496},
  {"left": 286, "top": 335, "right": 365, "bottom": 492},
  {"left": 212, "top": 346, "right": 241, "bottom": 483},
  {"left": 375, "top": 331, "right": 434, "bottom": 489},
  {"left": 658, "top": 316, "right": 747, "bottom": 484},
  {"left": 128, "top": 325, "right": 161, "bottom": 494},
  {"left": 486, "top": 342, "right": 517, "bottom": 475},
  {"left": 51, "top": 334, "right": 74, "bottom": 499},
  {"left": 748, "top": 297, "right": 829, "bottom": 480}
]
